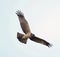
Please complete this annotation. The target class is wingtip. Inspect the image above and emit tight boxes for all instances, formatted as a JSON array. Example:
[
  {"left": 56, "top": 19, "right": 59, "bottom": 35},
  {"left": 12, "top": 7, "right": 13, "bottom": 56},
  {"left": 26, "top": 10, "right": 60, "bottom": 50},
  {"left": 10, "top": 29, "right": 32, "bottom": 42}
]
[
  {"left": 48, "top": 43, "right": 53, "bottom": 48},
  {"left": 16, "top": 10, "right": 24, "bottom": 17}
]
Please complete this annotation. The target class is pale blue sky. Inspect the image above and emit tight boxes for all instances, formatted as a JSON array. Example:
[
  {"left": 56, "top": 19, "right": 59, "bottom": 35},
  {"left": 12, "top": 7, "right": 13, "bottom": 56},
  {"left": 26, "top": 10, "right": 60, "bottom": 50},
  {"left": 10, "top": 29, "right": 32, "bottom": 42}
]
[{"left": 0, "top": 0, "right": 60, "bottom": 57}]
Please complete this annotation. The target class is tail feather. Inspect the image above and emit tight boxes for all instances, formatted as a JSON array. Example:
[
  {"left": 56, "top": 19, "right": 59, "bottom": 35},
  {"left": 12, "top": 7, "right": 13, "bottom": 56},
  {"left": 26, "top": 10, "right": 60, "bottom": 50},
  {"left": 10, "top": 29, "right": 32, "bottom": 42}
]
[{"left": 17, "top": 32, "right": 27, "bottom": 44}]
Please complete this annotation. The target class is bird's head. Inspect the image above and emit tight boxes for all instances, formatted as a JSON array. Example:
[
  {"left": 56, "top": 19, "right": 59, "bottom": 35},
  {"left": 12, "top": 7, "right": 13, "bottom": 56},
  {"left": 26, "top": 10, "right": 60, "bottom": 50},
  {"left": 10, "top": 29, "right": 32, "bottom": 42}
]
[{"left": 16, "top": 10, "right": 24, "bottom": 17}]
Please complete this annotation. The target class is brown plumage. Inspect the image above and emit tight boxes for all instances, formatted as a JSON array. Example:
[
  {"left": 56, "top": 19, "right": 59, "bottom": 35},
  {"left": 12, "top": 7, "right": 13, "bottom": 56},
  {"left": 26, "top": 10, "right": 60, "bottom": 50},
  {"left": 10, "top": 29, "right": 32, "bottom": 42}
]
[{"left": 16, "top": 10, "right": 52, "bottom": 47}]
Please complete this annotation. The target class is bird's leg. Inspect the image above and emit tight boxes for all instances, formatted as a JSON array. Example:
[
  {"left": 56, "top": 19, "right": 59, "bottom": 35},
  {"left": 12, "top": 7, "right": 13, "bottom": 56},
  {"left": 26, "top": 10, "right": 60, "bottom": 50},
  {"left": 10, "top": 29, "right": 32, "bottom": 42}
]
[{"left": 22, "top": 32, "right": 31, "bottom": 39}]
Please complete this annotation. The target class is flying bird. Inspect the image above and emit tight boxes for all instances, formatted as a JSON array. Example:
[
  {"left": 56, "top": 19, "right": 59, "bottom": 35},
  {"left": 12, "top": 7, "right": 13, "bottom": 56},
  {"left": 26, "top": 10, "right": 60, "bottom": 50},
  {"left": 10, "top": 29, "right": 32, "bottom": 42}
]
[{"left": 16, "top": 10, "right": 52, "bottom": 47}]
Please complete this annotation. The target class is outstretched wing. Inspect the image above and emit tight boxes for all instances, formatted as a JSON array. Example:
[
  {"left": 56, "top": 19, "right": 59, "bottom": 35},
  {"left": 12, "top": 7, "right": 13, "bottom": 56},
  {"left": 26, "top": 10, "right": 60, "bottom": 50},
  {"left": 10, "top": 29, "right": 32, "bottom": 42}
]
[
  {"left": 16, "top": 10, "right": 31, "bottom": 34},
  {"left": 17, "top": 32, "right": 28, "bottom": 44},
  {"left": 30, "top": 34, "right": 52, "bottom": 47}
]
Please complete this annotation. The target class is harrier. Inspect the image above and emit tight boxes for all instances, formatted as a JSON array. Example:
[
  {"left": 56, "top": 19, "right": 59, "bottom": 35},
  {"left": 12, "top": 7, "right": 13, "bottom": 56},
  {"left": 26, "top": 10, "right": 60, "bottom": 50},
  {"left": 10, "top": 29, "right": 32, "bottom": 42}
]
[{"left": 16, "top": 10, "right": 52, "bottom": 47}]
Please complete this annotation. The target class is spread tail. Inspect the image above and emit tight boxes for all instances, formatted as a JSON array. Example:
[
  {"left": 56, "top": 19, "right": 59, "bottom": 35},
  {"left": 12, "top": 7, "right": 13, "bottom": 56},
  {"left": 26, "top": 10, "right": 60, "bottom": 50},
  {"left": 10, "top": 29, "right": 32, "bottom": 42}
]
[{"left": 17, "top": 32, "right": 28, "bottom": 44}]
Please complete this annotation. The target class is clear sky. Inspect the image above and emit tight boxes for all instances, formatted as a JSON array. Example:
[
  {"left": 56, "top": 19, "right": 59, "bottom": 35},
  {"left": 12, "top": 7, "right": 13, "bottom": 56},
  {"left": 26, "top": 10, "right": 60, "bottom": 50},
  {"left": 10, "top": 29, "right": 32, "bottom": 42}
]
[{"left": 0, "top": 0, "right": 60, "bottom": 57}]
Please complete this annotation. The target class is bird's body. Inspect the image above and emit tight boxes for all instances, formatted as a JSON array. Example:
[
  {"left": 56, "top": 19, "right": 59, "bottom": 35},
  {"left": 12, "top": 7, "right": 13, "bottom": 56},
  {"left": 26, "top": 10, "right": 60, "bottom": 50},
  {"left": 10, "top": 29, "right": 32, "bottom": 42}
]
[{"left": 16, "top": 10, "right": 52, "bottom": 47}]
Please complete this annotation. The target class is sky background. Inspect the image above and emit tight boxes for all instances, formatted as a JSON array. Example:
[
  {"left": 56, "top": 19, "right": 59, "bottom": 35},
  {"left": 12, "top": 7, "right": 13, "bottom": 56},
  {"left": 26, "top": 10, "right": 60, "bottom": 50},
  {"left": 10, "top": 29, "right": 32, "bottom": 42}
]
[{"left": 0, "top": 0, "right": 60, "bottom": 57}]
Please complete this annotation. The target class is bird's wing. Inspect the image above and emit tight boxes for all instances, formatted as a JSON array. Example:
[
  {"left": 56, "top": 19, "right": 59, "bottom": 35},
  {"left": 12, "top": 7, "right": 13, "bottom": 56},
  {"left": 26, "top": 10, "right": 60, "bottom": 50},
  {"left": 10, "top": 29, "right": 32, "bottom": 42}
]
[
  {"left": 17, "top": 32, "right": 28, "bottom": 44},
  {"left": 16, "top": 10, "right": 31, "bottom": 34},
  {"left": 30, "top": 34, "right": 52, "bottom": 47}
]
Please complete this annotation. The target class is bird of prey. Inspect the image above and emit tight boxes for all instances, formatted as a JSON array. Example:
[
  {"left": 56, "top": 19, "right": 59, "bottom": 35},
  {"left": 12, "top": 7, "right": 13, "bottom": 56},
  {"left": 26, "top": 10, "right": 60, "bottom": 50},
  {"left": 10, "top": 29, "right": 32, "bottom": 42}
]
[{"left": 16, "top": 10, "right": 52, "bottom": 47}]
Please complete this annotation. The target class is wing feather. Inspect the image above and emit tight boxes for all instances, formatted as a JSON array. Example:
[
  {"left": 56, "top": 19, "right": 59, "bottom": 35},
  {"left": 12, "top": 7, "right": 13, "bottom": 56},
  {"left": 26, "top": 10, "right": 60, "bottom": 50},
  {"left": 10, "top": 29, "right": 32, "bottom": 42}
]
[{"left": 30, "top": 34, "right": 52, "bottom": 47}]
